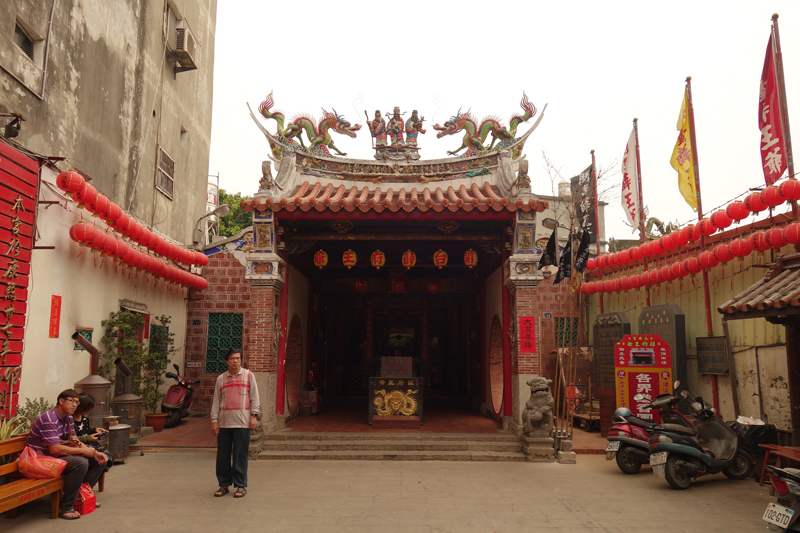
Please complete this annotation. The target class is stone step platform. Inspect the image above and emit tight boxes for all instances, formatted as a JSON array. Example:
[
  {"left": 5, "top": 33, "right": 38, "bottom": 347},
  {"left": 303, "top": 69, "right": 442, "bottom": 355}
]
[
  {"left": 257, "top": 449, "right": 526, "bottom": 462},
  {"left": 258, "top": 432, "right": 525, "bottom": 461}
]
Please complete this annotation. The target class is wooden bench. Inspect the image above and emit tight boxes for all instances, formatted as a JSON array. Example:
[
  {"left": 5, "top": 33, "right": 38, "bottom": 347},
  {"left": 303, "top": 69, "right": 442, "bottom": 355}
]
[
  {"left": 0, "top": 434, "right": 105, "bottom": 519},
  {"left": 758, "top": 444, "right": 800, "bottom": 486}
]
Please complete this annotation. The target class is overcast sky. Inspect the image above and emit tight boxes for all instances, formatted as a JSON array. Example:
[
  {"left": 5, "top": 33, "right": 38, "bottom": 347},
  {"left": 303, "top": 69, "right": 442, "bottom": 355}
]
[{"left": 207, "top": 1, "right": 800, "bottom": 240}]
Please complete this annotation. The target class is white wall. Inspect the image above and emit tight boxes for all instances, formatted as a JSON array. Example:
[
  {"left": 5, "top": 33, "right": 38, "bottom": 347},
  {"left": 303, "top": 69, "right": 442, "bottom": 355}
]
[{"left": 19, "top": 167, "right": 188, "bottom": 404}]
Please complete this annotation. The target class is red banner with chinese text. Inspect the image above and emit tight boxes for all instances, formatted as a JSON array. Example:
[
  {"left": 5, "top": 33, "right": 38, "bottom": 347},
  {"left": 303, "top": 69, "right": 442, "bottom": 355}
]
[
  {"left": 519, "top": 316, "right": 536, "bottom": 353},
  {"left": 759, "top": 34, "right": 787, "bottom": 185},
  {"left": 49, "top": 296, "right": 62, "bottom": 338}
]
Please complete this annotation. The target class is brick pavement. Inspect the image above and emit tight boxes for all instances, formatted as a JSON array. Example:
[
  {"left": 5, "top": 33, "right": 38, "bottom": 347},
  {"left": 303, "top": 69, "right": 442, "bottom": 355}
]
[{"left": 2, "top": 453, "right": 775, "bottom": 532}]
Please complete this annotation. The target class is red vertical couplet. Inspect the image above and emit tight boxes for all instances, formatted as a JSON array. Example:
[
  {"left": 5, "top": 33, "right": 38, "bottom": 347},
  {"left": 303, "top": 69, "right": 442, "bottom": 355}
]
[
  {"left": 480, "top": 277, "right": 487, "bottom": 404},
  {"left": 48, "top": 296, "right": 62, "bottom": 338},
  {"left": 501, "top": 230, "right": 512, "bottom": 417},
  {"left": 275, "top": 256, "right": 289, "bottom": 416},
  {"left": 759, "top": 34, "right": 787, "bottom": 185},
  {"left": 518, "top": 317, "right": 536, "bottom": 353}
]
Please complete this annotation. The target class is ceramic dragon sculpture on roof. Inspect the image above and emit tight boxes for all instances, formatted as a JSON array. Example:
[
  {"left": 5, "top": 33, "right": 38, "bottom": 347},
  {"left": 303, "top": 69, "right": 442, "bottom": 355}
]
[
  {"left": 258, "top": 91, "right": 361, "bottom": 157},
  {"left": 433, "top": 93, "right": 537, "bottom": 157}
]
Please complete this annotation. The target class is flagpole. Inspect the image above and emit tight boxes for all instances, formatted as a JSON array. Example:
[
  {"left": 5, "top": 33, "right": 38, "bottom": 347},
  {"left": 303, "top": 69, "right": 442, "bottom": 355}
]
[
  {"left": 686, "top": 76, "right": 721, "bottom": 413},
  {"left": 590, "top": 150, "right": 603, "bottom": 314},
  {"left": 772, "top": 14, "right": 797, "bottom": 221},
  {"left": 633, "top": 118, "right": 650, "bottom": 307}
]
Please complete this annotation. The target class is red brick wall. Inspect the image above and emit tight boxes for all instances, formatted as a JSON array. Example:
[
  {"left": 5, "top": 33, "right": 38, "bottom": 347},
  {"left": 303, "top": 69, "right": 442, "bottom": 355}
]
[
  {"left": 248, "top": 284, "right": 278, "bottom": 373},
  {"left": 513, "top": 275, "right": 582, "bottom": 376},
  {"left": 185, "top": 251, "right": 251, "bottom": 413}
]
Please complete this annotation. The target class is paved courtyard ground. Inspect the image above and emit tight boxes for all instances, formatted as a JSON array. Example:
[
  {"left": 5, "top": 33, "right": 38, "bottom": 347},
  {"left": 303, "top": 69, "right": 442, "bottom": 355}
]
[{"left": 2, "top": 453, "right": 776, "bottom": 532}]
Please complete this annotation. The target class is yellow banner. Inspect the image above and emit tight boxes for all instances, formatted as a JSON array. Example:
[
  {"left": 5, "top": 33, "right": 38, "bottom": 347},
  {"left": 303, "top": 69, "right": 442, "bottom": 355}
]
[{"left": 670, "top": 89, "right": 697, "bottom": 211}]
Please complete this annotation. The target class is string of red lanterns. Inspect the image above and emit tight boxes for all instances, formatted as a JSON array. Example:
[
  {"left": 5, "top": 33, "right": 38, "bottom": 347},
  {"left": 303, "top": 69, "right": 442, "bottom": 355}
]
[
  {"left": 586, "top": 180, "right": 800, "bottom": 274},
  {"left": 56, "top": 171, "right": 209, "bottom": 267},
  {"left": 312, "top": 248, "right": 477, "bottom": 269},
  {"left": 581, "top": 222, "right": 800, "bottom": 295},
  {"left": 69, "top": 222, "right": 208, "bottom": 289}
]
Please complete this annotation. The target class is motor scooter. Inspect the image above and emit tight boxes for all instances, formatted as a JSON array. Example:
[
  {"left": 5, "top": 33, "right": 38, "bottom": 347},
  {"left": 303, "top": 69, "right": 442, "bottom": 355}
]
[
  {"left": 605, "top": 407, "right": 657, "bottom": 474},
  {"left": 764, "top": 465, "right": 800, "bottom": 531},
  {"left": 647, "top": 386, "right": 753, "bottom": 490},
  {"left": 161, "top": 364, "right": 201, "bottom": 428}
]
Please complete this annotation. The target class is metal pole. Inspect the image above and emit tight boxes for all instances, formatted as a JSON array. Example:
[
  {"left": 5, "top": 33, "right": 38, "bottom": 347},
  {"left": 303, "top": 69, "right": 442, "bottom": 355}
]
[{"left": 633, "top": 119, "right": 650, "bottom": 307}]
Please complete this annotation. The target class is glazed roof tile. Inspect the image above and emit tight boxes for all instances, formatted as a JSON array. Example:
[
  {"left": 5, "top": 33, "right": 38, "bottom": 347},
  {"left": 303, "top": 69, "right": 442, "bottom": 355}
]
[
  {"left": 718, "top": 253, "right": 800, "bottom": 319},
  {"left": 240, "top": 181, "right": 548, "bottom": 215}
]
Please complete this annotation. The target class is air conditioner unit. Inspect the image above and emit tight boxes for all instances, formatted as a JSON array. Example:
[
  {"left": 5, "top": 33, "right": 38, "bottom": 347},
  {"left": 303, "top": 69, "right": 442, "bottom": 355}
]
[{"left": 171, "top": 19, "right": 197, "bottom": 72}]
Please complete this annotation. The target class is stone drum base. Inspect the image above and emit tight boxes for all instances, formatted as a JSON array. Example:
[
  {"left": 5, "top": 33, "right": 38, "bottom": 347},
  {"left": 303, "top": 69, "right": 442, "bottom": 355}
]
[{"left": 522, "top": 436, "right": 555, "bottom": 463}]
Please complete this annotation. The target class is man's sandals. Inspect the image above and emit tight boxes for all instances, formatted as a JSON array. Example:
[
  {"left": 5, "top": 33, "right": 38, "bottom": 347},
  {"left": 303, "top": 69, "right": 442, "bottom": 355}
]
[
  {"left": 234, "top": 487, "right": 247, "bottom": 498},
  {"left": 59, "top": 508, "right": 80, "bottom": 520},
  {"left": 214, "top": 487, "right": 229, "bottom": 497}
]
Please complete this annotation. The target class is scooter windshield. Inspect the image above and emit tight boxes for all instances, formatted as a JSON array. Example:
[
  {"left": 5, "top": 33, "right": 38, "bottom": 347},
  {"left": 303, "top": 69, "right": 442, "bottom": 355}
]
[{"left": 694, "top": 417, "right": 736, "bottom": 460}]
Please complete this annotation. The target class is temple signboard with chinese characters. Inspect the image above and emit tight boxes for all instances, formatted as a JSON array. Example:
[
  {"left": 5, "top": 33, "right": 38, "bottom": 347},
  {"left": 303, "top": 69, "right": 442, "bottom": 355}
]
[
  {"left": 0, "top": 141, "right": 38, "bottom": 418},
  {"left": 614, "top": 334, "right": 672, "bottom": 421}
]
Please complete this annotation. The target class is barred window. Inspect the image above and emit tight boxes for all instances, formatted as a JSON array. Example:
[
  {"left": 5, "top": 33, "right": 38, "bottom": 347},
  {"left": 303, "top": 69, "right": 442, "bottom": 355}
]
[
  {"left": 205, "top": 313, "right": 243, "bottom": 373},
  {"left": 555, "top": 317, "right": 579, "bottom": 348},
  {"left": 149, "top": 324, "right": 170, "bottom": 365},
  {"left": 14, "top": 24, "right": 34, "bottom": 60},
  {"left": 155, "top": 147, "right": 175, "bottom": 199}
]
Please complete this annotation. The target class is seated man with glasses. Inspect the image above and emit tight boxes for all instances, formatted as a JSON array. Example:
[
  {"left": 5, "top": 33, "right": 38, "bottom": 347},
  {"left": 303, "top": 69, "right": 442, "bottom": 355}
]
[{"left": 28, "top": 389, "right": 108, "bottom": 520}]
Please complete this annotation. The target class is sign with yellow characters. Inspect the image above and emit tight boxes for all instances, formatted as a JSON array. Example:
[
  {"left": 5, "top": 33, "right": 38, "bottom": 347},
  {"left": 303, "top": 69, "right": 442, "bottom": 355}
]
[{"left": 614, "top": 334, "right": 672, "bottom": 421}]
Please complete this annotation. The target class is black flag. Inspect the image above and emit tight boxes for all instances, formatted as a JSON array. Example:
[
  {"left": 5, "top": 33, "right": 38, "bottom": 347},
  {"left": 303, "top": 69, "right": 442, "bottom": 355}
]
[
  {"left": 553, "top": 232, "right": 573, "bottom": 285},
  {"left": 574, "top": 229, "right": 591, "bottom": 274},
  {"left": 539, "top": 229, "right": 557, "bottom": 268}
]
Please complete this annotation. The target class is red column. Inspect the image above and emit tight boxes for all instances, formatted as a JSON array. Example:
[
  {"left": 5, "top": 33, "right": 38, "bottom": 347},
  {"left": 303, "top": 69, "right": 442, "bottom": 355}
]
[{"left": 275, "top": 263, "right": 289, "bottom": 415}]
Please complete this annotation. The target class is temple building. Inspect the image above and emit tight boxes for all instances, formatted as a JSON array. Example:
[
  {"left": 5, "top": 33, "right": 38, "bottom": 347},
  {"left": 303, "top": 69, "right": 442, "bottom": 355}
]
[{"left": 183, "top": 94, "right": 605, "bottom": 447}]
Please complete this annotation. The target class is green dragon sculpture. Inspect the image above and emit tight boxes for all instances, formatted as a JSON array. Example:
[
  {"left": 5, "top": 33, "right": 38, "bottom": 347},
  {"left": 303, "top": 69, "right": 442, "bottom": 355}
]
[
  {"left": 258, "top": 91, "right": 361, "bottom": 157},
  {"left": 432, "top": 93, "right": 537, "bottom": 156}
]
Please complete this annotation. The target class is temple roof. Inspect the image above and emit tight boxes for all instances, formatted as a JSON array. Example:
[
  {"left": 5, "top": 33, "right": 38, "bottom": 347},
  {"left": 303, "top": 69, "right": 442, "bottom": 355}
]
[
  {"left": 718, "top": 253, "right": 800, "bottom": 320},
  {"left": 241, "top": 181, "right": 548, "bottom": 215}
]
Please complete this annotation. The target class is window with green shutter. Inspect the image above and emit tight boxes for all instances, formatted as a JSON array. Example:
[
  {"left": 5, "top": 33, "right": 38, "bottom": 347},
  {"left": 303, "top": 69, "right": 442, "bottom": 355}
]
[
  {"left": 205, "top": 313, "right": 243, "bottom": 373},
  {"left": 555, "top": 317, "right": 579, "bottom": 348}
]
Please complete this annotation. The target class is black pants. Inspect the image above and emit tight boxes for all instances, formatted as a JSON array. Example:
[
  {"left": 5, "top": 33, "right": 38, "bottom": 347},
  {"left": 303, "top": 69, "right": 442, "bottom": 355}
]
[
  {"left": 60, "top": 456, "right": 105, "bottom": 511},
  {"left": 216, "top": 428, "right": 250, "bottom": 488}
]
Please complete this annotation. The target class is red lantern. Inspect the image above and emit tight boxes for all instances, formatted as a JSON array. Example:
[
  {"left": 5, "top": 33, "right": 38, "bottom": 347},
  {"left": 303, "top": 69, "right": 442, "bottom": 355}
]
[
  {"left": 581, "top": 282, "right": 594, "bottom": 295},
  {"left": 101, "top": 235, "right": 119, "bottom": 257},
  {"left": 88, "top": 194, "right": 110, "bottom": 217},
  {"left": 355, "top": 280, "right": 368, "bottom": 293},
  {"left": 745, "top": 192, "right": 768, "bottom": 213},
  {"left": 155, "top": 237, "right": 169, "bottom": 256},
  {"left": 313, "top": 250, "right": 327, "bottom": 269},
  {"left": 56, "top": 171, "right": 86, "bottom": 195},
  {"left": 73, "top": 183, "right": 98, "bottom": 208},
  {"left": 371, "top": 250, "right": 386, "bottom": 270},
  {"left": 432, "top": 250, "right": 448, "bottom": 270},
  {"left": 661, "top": 234, "right": 676, "bottom": 252},
  {"left": 88, "top": 231, "right": 108, "bottom": 252},
  {"left": 671, "top": 262, "right": 689, "bottom": 279},
  {"left": 391, "top": 280, "right": 405, "bottom": 293},
  {"left": 697, "top": 219, "right": 716, "bottom": 237},
  {"left": 660, "top": 265, "right": 675, "bottom": 282},
  {"left": 137, "top": 227, "right": 152, "bottom": 246},
  {"left": 124, "top": 221, "right": 142, "bottom": 241},
  {"left": 710, "top": 210, "right": 732, "bottom": 230},
  {"left": 649, "top": 270, "right": 663, "bottom": 285},
  {"left": 68, "top": 222, "right": 95, "bottom": 245},
  {"left": 630, "top": 247, "right": 643, "bottom": 261},
  {"left": 196, "top": 252, "right": 209, "bottom": 266},
  {"left": 619, "top": 276, "right": 632, "bottom": 291},
  {"left": 617, "top": 250, "right": 631, "bottom": 265},
  {"left": 684, "top": 256, "right": 703, "bottom": 275},
  {"left": 586, "top": 257, "right": 596, "bottom": 271},
  {"left": 685, "top": 224, "right": 701, "bottom": 243},
  {"left": 428, "top": 280, "right": 440, "bottom": 295},
  {"left": 146, "top": 233, "right": 161, "bottom": 250},
  {"left": 712, "top": 244, "right": 733, "bottom": 263},
  {"left": 761, "top": 186, "right": 785, "bottom": 207},
  {"left": 598, "top": 255, "right": 610, "bottom": 268},
  {"left": 671, "top": 230, "right": 688, "bottom": 248},
  {"left": 342, "top": 249, "right": 357, "bottom": 269},
  {"left": 765, "top": 227, "right": 788, "bottom": 249},
  {"left": 784, "top": 224, "right": 800, "bottom": 245},
  {"left": 120, "top": 243, "right": 136, "bottom": 264},
  {"left": 115, "top": 241, "right": 130, "bottom": 262},
  {"left": 726, "top": 201, "right": 751, "bottom": 221},
  {"left": 101, "top": 202, "right": 122, "bottom": 223},
  {"left": 603, "top": 280, "right": 615, "bottom": 292},
  {"left": 651, "top": 239, "right": 665, "bottom": 256},
  {"left": 729, "top": 239, "right": 752, "bottom": 259},
  {"left": 195, "top": 278, "right": 209, "bottom": 290},
  {"left": 630, "top": 274, "right": 643, "bottom": 289},
  {"left": 750, "top": 231, "right": 770, "bottom": 253},
  {"left": 698, "top": 251, "right": 719, "bottom": 269},
  {"left": 463, "top": 249, "right": 478, "bottom": 269},
  {"left": 780, "top": 179, "right": 800, "bottom": 201},
  {"left": 402, "top": 250, "right": 417, "bottom": 269},
  {"left": 110, "top": 211, "right": 129, "bottom": 232}
]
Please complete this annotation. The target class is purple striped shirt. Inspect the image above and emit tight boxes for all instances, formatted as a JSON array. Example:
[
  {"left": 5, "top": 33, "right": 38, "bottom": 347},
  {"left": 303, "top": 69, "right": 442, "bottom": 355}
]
[{"left": 28, "top": 407, "right": 75, "bottom": 455}]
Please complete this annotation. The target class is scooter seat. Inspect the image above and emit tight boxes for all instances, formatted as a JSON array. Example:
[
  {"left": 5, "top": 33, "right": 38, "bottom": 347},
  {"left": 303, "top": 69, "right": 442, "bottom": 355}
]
[
  {"left": 627, "top": 416, "right": 658, "bottom": 430},
  {"left": 660, "top": 423, "right": 698, "bottom": 436}
]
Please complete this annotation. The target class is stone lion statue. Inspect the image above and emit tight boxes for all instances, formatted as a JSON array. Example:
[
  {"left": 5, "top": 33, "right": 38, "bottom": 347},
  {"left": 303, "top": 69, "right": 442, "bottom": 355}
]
[{"left": 522, "top": 376, "right": 554, "bottom": 437}]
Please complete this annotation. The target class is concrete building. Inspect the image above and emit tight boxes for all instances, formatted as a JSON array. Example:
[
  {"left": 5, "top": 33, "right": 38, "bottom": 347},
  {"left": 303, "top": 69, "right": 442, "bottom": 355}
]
[{"left": 0, "top": 0, "right": 217, "bottom": 410}]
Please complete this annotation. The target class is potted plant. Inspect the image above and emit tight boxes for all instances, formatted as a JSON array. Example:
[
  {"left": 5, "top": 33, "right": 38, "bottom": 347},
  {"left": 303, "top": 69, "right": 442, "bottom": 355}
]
[{"left": 140, "top": 315, "right": 177, "bottom": 432}]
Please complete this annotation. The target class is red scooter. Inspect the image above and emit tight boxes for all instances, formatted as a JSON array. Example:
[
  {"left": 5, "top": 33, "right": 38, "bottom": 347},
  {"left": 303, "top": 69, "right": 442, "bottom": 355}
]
[
  {"left": 161, "top": 364, "right": 200, "bottom": 428},
  {"left": 606, "top": 407, "right": 657, "bottom": 474}
]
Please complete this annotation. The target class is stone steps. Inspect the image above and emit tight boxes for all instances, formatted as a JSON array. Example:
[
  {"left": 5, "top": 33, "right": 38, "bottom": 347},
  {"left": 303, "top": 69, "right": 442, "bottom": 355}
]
[{"left": 257, "top": 432, "right": 526, "bottom": 462}]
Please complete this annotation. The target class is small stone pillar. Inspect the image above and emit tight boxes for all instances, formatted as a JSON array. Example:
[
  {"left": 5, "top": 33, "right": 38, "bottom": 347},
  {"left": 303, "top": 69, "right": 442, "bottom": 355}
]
[{"left": 520, "top": 376, "right": 555, "bottom": 462}]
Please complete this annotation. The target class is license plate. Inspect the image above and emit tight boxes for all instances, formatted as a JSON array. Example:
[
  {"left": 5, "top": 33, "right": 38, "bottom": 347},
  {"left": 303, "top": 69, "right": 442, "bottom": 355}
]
[
  {"left": 763, "top": 502, "right": 794, "bottom": 528},
  {"left": 651, "top": 451, "right": 667, "bottom": 465},
  {"left": 606, "top": 441, "right": 620, "bottom": 452}
]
